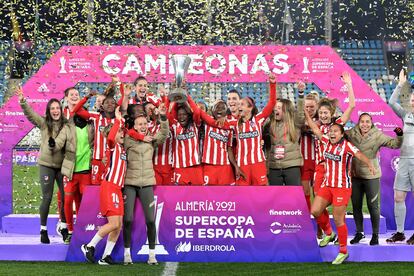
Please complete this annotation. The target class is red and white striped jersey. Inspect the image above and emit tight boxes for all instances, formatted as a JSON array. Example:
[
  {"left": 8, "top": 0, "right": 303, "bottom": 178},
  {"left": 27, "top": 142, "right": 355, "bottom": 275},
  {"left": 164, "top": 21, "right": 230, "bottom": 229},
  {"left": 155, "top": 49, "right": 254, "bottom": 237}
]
[
  {"left": 320, "top": 135, "right": 359, "bottom": 189},
  {"left": 301, "top": 130, "right": 316, "bottom": 161},
  {"left": 128, "top": 93, "right": 161, "bottom": 107},
  {"left": 149, "top": 122, "right": 173, "bottom": 166},
  {"left": 171, "top": 121, "right": 200, "bottom": 168},
  {"left": 72, "top": 97, "right": 115, "bottom": 160},
  {"left": 88, "top": 113, "right": 115, "bottom": 160},
  {"left": 63, "top": 107, "right": 72, "bottom": 120},
  {"left": 103, "top": 120, "right": 126, "bottom": 187},
  {"left": 315, "top": 118, "right": 344, "bottom": 164},
  {"left": 227, "top": 114, "right": 239, "bottom": 123},
  {"left": 202, "top": 124, "right": 232, "bottom": 165},
  {"left": 232, "top": 115, "right": 268, "bottom": 166}
]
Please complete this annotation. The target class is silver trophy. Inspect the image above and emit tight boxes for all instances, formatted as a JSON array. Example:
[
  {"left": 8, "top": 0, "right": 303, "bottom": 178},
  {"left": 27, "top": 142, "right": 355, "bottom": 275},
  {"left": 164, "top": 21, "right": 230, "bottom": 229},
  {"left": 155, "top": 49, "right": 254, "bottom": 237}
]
[{"left": 168, "top": 55, "right": 192, "bottom": 103}]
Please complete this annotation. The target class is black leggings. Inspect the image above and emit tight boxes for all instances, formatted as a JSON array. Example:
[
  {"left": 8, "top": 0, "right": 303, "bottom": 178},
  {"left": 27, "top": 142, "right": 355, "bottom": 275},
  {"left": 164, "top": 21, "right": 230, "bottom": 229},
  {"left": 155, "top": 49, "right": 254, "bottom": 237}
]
[
  {"left": 268, "top": 166, "right": 302, "bottom": 186},
  {"left": 351, "top": 177, "right": 380, "bottom": 234},
  {"left": 39, "top": 165, "right": 65, "bottom": 226},
  {"left": 123, "top": 185, "right": 156, "bottom": 249}
]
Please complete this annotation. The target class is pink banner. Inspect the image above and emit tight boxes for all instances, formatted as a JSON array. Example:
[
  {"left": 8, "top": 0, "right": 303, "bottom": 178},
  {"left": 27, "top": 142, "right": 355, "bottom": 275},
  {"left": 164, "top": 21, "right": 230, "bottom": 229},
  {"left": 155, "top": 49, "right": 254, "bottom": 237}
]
[
  {"left": 67, "top": 186, "right": 321, "bottom": 262},
  {"left": 0, "top": 45, "right": 408, "bottom": 229}
]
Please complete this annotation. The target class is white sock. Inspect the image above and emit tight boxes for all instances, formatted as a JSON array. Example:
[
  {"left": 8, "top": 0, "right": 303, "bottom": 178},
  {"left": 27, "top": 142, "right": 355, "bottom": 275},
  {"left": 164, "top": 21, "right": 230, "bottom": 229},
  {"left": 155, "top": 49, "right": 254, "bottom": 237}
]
[
  {"left": 124, "top": 248, "right": 131, "bottom": 256},
  {"left": 41, "top": 225, "right": 47, "bottom": 231},
  {"left": 60, "top": 223, "right": 67, "bottom": 228},
  {"left": 149, "top": 249, "right": 155, "bottom": 256},
  {"left": 87, "top": 233, "right": 103, "bottom": 248},
  {"left": 103, "top": 241, "right": 116, "bottom": 258}
]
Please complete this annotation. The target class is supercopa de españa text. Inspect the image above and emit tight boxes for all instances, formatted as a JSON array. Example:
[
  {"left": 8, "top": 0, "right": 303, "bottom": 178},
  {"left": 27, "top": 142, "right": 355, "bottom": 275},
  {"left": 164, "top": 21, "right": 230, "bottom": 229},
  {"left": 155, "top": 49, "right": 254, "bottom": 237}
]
[{"left": 175, "top": 216, "right": 255, "bottom": 239}]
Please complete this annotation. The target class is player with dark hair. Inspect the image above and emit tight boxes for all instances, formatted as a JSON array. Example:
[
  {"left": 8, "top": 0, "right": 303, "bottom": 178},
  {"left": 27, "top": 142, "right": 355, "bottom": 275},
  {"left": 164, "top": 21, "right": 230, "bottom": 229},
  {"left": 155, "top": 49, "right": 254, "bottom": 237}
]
[
  {"left": 81, "top": 107, "right": 126, "bottom": 265},
  {"left": 305, "top": 109, "right": 375, "bottom": 265},
  {"left": 16, "top": 87, "right": 68, "bottom": 244},
  {"left": 122, "top": 103, "right": 169, "bottom": 265},
  {"left": 312, "top": 72, "right": 355, "bottom": 246},
  {"left": 346, "top": 113, "right": 403, "bottom": 245},
  {"left": 196, "top": 73, "right": 277, "bottom": 185}
]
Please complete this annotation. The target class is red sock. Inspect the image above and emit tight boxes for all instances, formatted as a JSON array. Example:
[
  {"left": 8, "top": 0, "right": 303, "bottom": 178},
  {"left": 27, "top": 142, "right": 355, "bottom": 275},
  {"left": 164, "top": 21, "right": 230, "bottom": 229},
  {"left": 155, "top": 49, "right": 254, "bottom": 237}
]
[
  {"left": 305, "top": 195, "right": 311, "bottom": 212},
  {"left": 57, "top": 191, "right": 62, "bottom": 220},
  {"left": 337, "top": 224, "right": 348, "bottom": 254},
  {"left": 64, "top": 194, "right": 74, "bottom": 232},
  {"left": 74, "top": 192, "right": 81, "bottom": 214},
  {"left": 316, "top": 209, "right": 332, "bottom": 235}
]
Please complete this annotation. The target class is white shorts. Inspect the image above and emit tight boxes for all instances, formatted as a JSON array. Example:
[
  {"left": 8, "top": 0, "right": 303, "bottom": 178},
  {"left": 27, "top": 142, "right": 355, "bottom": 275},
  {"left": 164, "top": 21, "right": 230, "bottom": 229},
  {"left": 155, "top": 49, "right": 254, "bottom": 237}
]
[{"left": 394, "top": 158, "right": 414, "bottom": 192}]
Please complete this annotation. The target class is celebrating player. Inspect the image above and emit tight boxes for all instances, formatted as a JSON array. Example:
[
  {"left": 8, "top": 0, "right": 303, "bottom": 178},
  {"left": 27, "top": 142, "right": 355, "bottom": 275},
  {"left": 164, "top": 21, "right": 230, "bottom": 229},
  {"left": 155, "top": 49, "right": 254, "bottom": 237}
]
[
  {"left": 312, "top": 71, "right": 356, "bottom": 246},
  {"left": 305, "top": 108, "right": 375, "bottom": 264},
  {"left": 81, "top": 107, "right": 126, "bottom": 265},
  {"left": 188, "top": 98, "right": 237, "bottom": 185},
  {"left": 346, "top": 113, "right": 403, "bottom": 245},
  {"left": 300, "top": 92, "right": 319, "bottom": 211},
  {"left": 122, "top": 103, "right": 169, "bottom": 265},
  {"left": 196, "top": 73, "right": 277, "bottom": 185},
  {"left": 386, "top": 69, "right": 414, "bottom": 244},
  {"left": 16, "top": 87, "right": 68, "bottom": 244},
  {"left": 263, "top": 81, "right": 305, "bottom": 186}
]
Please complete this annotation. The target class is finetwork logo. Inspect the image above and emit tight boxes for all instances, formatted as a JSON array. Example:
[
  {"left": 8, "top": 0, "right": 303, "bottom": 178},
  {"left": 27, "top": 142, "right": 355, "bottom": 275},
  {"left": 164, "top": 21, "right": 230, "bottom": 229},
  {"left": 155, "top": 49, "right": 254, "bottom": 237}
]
[
  {"left": 37, "top": 83, "right": 50, "bottom": 93},
  {"left": 269, "top": 209, "right": 303, "bottom": 216},
  {"left": 176, "top": 241, "right": 192, "bottom": 253}
]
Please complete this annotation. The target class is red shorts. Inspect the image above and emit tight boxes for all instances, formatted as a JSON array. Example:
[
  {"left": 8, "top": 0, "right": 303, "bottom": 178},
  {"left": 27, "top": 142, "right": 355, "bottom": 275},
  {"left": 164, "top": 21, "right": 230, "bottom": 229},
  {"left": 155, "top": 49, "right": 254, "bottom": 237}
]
[
  {"left": 301, "top": 159, "right": 316, "bottom": 181},
  {"left": 154, "top": 164, "right": 173, "bottom": 185},
  {"left": 100, "top": 180, "right": 124, "bottom": 217},
  {"left": 203, "top": 164, "right": 235, "bottom": 185},
  {"left": 173, "top": 166, "right": 204, "bottom": 185},
  {"left": 91, "top": 159, "right": 105, "bottom": 185},
  {"left": 313, "top": 163, "right": 326, "bottom": 194},
  {"left": 64, "top": 172, "right": 91, "bottom": 194},
  {"left": 236, "top": 162, "right": 268, "bottom": 186},
  {"left": 317, "top": 186, "right": 352, "bottom": 207}
]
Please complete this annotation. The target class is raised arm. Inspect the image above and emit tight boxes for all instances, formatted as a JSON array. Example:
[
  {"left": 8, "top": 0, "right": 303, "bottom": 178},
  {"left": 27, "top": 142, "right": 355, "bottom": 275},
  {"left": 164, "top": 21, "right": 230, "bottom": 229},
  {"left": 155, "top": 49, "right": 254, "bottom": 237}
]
[
  {"left": 304, "top": 107, "right": 323, "bottom": 140},
  {"left": 16, "top": 87, "right": 44, "bottom": 127},
  {"left": 72, "top": 93, "right": 97, "bottom": 120},
  {"left": 256, "top": 73, "right": 277, "bottom": 120},
  {"left": 187, "top": 95, "right": 232, "bottom": 129},
  {"left": 389, "top": 69, "right": 408, "bottom": 119},
  {"left": 153, "top": 103, "right": 169, "bottom": 146},
  {"left": 379, "top": 127, "right": 403, "bottom": 149},
  {"left": 107, "top": 107, "right": 123, "bottom": 149},
  {"left": 294, "top": 81, "right": 305, "bottom": 127},
  {"left": 339, "top": 71, "right": 355, "bottom": 124}
]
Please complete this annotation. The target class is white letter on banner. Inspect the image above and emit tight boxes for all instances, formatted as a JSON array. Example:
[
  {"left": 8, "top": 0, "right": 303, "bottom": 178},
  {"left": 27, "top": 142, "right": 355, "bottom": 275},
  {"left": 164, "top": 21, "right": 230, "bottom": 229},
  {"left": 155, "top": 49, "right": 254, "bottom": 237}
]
[
  {"left": 205, "top": 54, "right": 226, "bottom": 75},
  {"left": 176, "top": 228, "right": 184, "bottom": 238},
  {"left": 176, "top": 216, "right": 182, "bottom": 225},
  {"left": 122, "top": 54, "right": 144, "bottom": 75},
  {"left": 272, "top": 54, "right": 289, "bottom": 74},
  {"left": 145, "top": 54, "right": 166, "bottom": 74},
  {"left": 188, "top": 54, "right": 204, "bottom": 74},
  {"left": 229, "top": 54, "right": 248, "bottom": 74},
  {"left": 102, "top": 54, "right": 121, "bottom": 75},
  {"left": 250, "top": 54, "right": 270, "bottom": 74}
]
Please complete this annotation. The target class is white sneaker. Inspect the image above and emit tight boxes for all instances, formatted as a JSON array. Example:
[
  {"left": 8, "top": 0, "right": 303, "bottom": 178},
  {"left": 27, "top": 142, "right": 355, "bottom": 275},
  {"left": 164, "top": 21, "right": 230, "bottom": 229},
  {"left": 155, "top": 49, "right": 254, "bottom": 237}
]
[
  {"left": 147, "top": 253, "right": 158, "bottom": 265},
  {"left": 124, "top": 254, "right": 133, "bottom": 265}
]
